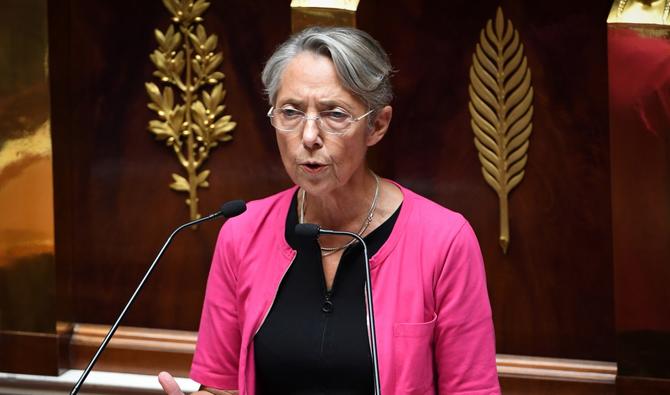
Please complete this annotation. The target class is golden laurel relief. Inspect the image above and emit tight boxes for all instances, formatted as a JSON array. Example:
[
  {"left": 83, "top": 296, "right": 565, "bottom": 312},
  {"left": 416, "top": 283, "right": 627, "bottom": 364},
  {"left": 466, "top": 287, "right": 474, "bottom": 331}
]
[
  {"left": 468, "top": 7, "right": 533, "bottom": 254},
  {"left": 146, "top": 0, "right": 236, "bottom": 221}
]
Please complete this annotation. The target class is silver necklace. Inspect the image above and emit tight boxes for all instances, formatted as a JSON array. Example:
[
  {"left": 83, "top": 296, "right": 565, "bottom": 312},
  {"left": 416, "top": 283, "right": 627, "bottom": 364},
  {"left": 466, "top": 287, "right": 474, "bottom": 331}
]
[{"left": 299, "top": 172, "right": 380, "bottom": 256}]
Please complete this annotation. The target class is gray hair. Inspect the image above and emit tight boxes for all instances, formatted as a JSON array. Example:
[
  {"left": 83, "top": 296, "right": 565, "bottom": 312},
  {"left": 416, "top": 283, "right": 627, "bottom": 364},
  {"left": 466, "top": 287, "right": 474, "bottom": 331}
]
[{"left": 261, "top": 26, "right": 393, "bottom": 111}]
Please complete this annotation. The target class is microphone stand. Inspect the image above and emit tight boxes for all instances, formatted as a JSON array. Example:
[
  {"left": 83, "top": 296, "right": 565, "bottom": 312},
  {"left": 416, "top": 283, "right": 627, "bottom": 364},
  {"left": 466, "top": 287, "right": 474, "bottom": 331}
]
[
  {"left": 297, "top": 225, "right": 382, "bottom": 395},
  {"left": 70, "top": 204, "right": 243, "bottom": 395}
]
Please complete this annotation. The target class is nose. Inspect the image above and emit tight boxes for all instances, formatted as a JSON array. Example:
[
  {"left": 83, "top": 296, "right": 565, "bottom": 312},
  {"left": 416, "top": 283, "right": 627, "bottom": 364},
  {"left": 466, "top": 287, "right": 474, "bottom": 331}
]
[{"left": 301, "top": 117, "right": 322, "bottom": 150}]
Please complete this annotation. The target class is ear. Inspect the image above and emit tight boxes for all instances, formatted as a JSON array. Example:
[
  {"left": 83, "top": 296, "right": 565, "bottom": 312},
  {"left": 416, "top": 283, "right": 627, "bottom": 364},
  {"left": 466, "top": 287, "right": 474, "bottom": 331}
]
[{"left": 366, "top": 105, "right": 392, "bottom": 147}]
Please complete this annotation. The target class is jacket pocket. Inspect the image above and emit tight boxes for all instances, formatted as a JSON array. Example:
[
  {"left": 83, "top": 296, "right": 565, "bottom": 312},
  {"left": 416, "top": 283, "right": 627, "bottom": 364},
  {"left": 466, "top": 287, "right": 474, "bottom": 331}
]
[{"left": 392, "top": 313, "right": 437, "bottom": 394}]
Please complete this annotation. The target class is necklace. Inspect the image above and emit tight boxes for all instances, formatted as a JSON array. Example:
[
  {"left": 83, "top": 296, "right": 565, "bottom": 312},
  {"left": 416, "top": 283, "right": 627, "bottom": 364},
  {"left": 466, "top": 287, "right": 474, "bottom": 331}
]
[{"left": 299, "top": 172, "right": 380, "bottom": 256}]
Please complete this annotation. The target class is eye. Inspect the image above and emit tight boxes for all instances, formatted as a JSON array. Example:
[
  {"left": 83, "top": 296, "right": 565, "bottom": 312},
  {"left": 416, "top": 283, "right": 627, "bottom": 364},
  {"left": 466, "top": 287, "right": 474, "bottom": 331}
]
[
  {"left": 279, "top": 107, "right": 303, "bottom": 119},
  {"left": 322, "top": 110, "right": 350, "bottom": 121}
]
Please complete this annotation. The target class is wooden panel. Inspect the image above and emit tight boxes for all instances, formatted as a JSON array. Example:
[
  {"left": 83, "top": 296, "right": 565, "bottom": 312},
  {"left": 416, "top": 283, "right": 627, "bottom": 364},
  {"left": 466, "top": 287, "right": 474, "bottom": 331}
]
[
  {"left": 0, "top": 0, "right": 59, "bottom": 376},
  {"left": 49, "top": 0, "right": 615, "bottom": 364},
  {"left": 357, "top": 0, "right": 615, "bottom": 360},
  {"left": 617, "top": 330, "right": 670, "bottom": 380},
  {"left": 66, "top": 324, "right": 195, "bottom": 376},
  {"left": 616, "top": 375, "right": 670, "bottom": 395},
  {"left": 0, "top": 331, "right": 60, "bottom": 375},
  {"left": 500, "top": 377, "right": 615, "bottom": 395},
  {"left": 49, "top": 0, "right": 292, "bottom": 331}
]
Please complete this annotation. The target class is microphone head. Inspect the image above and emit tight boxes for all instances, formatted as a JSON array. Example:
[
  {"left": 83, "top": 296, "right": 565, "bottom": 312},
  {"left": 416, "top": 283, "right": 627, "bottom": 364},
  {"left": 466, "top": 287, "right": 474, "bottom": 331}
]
[
  {"left": 294, "top": 223, "right": 321, "bottom": 240},
  {"left": 219, "top": 200, "right": 247, "bottom": 218}
]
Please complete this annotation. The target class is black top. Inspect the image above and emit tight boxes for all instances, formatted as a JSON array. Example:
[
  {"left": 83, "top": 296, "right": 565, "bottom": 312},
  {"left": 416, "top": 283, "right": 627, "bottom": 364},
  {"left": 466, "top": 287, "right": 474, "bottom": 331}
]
[{"left": 254, "top": 192, "right": 400, "bottom": 395}]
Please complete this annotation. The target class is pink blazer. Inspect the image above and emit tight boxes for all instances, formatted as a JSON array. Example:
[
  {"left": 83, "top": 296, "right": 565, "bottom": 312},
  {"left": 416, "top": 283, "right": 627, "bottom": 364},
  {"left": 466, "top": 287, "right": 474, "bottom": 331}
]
[{"left": 190, "top": 183, "right": 501, "bottom": 394}]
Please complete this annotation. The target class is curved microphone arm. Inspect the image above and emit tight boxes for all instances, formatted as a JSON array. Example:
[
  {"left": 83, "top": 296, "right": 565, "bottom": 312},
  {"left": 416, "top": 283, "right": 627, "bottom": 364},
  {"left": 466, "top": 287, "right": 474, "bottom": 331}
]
[
  {"left": 70, "top": 200, "right": 246, "bottom": 395},
  {"left": 296, "top": 224, "right": 381, "bottom": 395}
]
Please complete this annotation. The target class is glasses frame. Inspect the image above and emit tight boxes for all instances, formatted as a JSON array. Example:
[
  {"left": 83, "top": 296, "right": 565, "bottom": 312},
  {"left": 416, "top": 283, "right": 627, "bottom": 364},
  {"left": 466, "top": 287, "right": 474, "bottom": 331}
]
[{"left": 267, "top": 106, "right": 375, "bottom": 135}]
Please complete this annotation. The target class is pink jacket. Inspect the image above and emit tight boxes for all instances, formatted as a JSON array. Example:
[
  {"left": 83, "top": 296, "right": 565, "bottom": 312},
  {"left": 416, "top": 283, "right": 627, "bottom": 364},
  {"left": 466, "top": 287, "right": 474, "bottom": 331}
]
[{"left": 190, "top": 183, "right": 500, "bottom": 394}]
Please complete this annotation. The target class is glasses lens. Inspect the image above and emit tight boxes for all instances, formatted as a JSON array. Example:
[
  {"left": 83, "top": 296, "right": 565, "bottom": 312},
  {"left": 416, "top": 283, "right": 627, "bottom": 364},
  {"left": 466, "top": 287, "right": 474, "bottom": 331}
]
[
  {"left": 319, "top": 110, "right": 351, "bottom": 133},
  {"left": 272, "top": 108, "right": 303, "bottom": 131}
]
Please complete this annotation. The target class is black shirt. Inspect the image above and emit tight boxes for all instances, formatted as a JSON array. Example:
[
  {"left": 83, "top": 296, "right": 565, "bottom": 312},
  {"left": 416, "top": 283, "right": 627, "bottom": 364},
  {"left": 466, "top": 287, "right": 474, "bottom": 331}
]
[{"left": 254, "top": 192, "right": 400, "bottom": 395}]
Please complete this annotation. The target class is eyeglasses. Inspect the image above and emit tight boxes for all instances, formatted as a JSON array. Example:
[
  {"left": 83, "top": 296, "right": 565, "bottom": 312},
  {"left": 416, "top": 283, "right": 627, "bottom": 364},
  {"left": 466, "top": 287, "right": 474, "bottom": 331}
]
[{"left": 267, "top": 106, "right": 374, "bottom": 135}]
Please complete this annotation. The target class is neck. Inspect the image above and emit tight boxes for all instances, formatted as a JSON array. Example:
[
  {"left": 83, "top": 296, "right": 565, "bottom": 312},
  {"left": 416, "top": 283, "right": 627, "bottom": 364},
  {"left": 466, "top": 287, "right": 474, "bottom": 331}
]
[{"left": 301, "top": 168, "right": 378, "bottom": 232}]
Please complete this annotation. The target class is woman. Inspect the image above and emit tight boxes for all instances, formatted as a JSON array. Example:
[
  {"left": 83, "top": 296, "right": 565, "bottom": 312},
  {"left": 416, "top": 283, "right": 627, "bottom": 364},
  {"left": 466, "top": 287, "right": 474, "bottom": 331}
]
[{"left": 159, "top": 26, "right": 500, "bottom": 395}]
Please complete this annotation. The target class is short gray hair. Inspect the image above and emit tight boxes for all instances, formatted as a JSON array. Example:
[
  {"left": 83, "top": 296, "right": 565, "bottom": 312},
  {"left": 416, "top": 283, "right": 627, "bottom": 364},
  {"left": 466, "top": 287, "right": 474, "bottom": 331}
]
[{"left": 261, "top": 26, "right": 393, "bottom": 111}]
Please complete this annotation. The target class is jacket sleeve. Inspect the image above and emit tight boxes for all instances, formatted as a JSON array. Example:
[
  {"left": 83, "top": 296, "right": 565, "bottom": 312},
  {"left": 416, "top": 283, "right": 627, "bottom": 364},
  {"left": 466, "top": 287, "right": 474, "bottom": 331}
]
[
  {"left": 190, "top": 219, "right": 242, "bottom": 390},
  {"left": 433, "top": 220, "right": 500, "bottom": 394}
]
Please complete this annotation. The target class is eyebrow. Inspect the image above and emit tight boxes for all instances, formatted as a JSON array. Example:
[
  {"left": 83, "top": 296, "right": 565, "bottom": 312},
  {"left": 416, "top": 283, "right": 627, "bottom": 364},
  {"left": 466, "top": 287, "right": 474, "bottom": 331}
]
[
  {"left": 318, "top": 99, "right": 350, "bottom": 110},
  {"left": 277, "top": 98, "right": 354, "bottom": 112}
]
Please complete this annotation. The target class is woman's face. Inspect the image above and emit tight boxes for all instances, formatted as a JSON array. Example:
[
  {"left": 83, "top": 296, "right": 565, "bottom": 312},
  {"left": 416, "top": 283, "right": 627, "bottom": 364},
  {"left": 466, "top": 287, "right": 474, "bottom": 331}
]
[{"left": 273, "top": 51, "right": 391, "bottom": 196}]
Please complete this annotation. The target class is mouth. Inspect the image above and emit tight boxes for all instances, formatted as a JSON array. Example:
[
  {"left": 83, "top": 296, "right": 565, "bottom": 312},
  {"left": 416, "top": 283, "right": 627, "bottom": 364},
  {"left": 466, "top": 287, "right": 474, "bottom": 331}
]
[{"left": 300, "top": 162, "right": 328, "bottom": 174}]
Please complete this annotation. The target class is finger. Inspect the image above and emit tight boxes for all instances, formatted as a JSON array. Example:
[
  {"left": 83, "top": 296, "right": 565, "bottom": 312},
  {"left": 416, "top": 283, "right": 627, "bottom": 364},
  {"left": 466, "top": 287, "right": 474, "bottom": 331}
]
[{"left": 157, "top": 371, "right": 184, "bottom": 395}]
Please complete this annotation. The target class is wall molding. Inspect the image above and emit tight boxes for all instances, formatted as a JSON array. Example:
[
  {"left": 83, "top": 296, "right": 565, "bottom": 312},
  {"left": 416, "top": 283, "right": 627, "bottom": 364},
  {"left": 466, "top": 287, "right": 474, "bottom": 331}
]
[
  {"left": 0, "top": 323, "right": 620, "bottom": 393},
  {"left": 60, "top": 323, "right": 618, "bottom": 384},
  {"left": 63, "top": 323, "right": 196, "bottom": 376},
  {"left": 0, "top": 369, "right": 199, "bottom": 395},
  {"left": 69, "top": 323, "right": 197, "bottom": 354},
  {"left": 497, "top": 354, "right": 617, "bottom": 383}
]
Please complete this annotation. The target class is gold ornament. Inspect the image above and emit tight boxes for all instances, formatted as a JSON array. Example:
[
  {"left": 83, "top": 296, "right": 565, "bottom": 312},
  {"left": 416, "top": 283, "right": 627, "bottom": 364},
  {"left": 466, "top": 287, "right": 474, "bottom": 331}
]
[
  {"left": 146, "top": 0, "right": 236, "bottom": 221},
  {"left": 468, "top": 7, "right": 533, "bottom": 254},
  {"left": 609, "top": 0, "right": 670, "bottom": 25}
]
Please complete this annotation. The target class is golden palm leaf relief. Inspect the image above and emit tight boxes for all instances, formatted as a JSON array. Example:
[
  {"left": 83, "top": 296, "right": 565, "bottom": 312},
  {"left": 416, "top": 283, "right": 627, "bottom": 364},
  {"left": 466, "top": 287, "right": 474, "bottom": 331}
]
[
  {"left": 468, "top": 7, "right": 533, "bottom": 253},
  {"left": 146, "top": 0, "right": 236, "bottom": 221}
]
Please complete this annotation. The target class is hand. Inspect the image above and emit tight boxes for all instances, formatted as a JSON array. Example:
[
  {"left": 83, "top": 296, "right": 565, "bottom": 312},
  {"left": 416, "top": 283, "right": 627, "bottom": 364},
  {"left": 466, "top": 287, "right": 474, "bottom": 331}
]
[
  {"left": 158, "top": 371, "right": 237, "bottom": 395},
  {"left": 158, "top": 371, "right": 184, "bottom": 395}
]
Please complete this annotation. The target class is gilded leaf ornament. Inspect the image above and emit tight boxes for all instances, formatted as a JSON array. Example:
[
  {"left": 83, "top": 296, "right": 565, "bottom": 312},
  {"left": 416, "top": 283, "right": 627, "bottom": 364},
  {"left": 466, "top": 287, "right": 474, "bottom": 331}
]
[
  {"left": 468, "top": 7, "right": 533, "bottom": 253},
  {"left": 146, "top": 0, "right": 236, "bottom": 221}
]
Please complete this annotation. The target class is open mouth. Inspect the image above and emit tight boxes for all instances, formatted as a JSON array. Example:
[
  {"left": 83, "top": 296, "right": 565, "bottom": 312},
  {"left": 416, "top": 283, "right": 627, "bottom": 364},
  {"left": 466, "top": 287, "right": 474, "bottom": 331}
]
[{"left": 301, "top": 162, "right": 327, "bottom": 173}]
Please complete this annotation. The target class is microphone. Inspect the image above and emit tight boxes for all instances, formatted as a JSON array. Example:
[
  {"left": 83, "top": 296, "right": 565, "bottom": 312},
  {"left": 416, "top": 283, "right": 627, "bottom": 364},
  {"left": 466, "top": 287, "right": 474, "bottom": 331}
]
[
  {"left": 70, "top": 200, "right": 247, "bottom": 395},
  {"left": 294, "top": 223, "right": 382, "bottom": 395},
  {"left": 294, "top": 222, "right": 321, "bottom": 239},
  {"left": 217, "top": 199, "right": 247, "bottom": 219}
]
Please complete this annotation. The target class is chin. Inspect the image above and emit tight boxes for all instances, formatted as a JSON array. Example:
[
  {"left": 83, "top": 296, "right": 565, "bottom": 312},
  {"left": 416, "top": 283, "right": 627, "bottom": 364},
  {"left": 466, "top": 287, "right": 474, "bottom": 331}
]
[
  {"left": 296, "top": 177, "right": 338, "bottom": 197},
  {"left": 297, "top": 179, "right": 330, "bottom": 195}
]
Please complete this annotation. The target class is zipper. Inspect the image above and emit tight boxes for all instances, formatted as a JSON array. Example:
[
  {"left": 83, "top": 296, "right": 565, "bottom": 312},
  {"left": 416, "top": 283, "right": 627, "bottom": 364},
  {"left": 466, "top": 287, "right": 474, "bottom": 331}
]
[
  {"left": 319, "top": 301, "right": 331, "bottom": 354},
  {"left": 321, "top": 290, "right": 334, "bottom": 313},
  {"left": 320, "top": 247, "right": 343, "bottom": 313}
]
